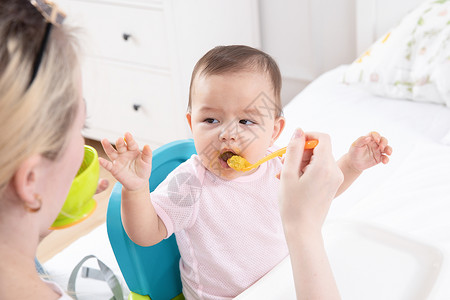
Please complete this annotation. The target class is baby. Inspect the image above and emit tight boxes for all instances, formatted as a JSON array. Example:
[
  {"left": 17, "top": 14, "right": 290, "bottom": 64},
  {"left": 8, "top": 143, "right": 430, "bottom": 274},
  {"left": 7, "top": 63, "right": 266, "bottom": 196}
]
[{"left": 100, "top": 45, "right": 392, "bottom": 299}]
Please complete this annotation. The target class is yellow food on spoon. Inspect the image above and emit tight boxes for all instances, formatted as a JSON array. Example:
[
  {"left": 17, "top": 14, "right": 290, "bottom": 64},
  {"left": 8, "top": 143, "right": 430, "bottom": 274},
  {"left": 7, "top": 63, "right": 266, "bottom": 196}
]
[
  {"left": 227, "top": 139, "right": 318, "bottom": 172},
  {"left": 227, "top": 155, "right": 252, "bottom": 171}
]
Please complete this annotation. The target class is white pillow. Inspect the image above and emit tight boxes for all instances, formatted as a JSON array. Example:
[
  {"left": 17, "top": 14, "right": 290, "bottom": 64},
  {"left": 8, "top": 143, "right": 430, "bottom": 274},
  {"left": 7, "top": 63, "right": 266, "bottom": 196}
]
[{"left": 344, "top": 0, "right": 450, "bottom": 107}]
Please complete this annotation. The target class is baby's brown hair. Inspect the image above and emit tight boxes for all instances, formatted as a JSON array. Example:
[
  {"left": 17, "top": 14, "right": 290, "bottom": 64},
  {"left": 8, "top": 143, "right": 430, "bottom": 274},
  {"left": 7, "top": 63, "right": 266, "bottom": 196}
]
[{"left": 188, "top": 45, "right": 282, "bottom": 117}]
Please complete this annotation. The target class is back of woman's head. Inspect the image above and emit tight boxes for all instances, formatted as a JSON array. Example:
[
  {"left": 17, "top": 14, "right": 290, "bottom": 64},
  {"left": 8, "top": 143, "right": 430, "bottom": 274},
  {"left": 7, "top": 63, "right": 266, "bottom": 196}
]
[{"left": 0, "top": 0, "right": 81, "bottom": 195}]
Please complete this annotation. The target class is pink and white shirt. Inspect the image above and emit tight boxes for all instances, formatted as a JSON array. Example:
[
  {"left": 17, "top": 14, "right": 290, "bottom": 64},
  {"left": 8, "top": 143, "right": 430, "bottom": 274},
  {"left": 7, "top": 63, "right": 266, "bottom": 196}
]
[{"left": 151, "top": 151, "right": 288, "bottom": 300}]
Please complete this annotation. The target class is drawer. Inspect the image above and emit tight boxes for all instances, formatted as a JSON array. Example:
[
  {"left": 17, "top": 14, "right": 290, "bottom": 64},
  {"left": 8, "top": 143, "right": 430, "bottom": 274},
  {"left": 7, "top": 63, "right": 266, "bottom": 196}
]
[
  {"left": 63, "top": 0, "right": 170, "bottom": 69},
  {"left": 83, "top": 59, "right": 186, "bottom": 145}
]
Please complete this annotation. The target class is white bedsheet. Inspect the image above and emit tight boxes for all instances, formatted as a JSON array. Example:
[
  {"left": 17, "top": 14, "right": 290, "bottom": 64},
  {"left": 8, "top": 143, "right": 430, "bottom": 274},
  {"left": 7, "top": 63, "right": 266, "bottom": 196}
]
[
  {"left": 45, "top": 66, "right": 450, "bottom": 299},
  {"left": 278, "top": 65, "right": 450, "bottom": 219},
  {"left": 248, "top": 65, "right": 450, "bottom": 299}
]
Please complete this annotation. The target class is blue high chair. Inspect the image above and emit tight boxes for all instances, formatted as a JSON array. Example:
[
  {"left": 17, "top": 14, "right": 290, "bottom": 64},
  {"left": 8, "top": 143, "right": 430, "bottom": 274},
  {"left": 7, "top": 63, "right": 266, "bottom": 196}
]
[{"left": 106, "top": 139, "right": 197, "bottom": 300}]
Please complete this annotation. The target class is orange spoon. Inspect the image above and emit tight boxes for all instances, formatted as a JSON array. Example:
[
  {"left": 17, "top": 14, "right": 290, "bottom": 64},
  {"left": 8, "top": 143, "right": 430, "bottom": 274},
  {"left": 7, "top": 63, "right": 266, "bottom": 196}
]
[{"left": 227, "top": 139, "right": 318, "bottom": 172}]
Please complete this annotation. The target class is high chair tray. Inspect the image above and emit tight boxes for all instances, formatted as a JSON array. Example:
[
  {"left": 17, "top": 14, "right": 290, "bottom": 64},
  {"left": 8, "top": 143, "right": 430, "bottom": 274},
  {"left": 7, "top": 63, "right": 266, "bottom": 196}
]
[{"left": 235, "top": 220, "right": 446, "bottom": 300}]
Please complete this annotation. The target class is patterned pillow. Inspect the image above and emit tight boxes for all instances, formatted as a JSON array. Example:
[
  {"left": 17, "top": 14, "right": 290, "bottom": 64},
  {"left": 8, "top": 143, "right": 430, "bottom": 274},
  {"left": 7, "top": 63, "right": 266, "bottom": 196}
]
[{"left": 343, "top": 0, "right": 450, "bottom": 107}]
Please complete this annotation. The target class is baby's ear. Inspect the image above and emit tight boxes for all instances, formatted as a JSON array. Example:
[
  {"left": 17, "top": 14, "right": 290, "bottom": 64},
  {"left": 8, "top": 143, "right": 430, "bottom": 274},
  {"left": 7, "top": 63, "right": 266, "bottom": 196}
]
[
  {"left": 271, "top": 116, "right": 286, "bottom": 145},
  {"left": 186, "top": 113, "right": 193, "bottom": 132}
]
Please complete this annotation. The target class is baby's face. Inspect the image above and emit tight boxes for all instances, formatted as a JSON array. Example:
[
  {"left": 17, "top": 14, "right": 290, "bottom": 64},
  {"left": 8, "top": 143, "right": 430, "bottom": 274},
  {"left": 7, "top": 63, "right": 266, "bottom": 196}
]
[{"left": 187, "top": 71, "right": 285, "bottom": 180}]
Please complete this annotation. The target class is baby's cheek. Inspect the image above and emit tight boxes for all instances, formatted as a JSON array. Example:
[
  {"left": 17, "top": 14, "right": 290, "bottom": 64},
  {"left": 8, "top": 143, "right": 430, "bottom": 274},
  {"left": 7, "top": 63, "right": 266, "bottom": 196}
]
[{"left": 198, "top": 152, "right": 216, "bottom": 170}]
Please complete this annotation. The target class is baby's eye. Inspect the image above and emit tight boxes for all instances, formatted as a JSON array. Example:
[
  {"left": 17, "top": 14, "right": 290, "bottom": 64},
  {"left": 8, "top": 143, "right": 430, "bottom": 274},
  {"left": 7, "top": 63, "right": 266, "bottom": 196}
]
[
  {"left": 204, "top": 118, "right": 219, "bottom": 124},
  {"left": 239, "top": 119, "right": 255, "bottom": 125}
]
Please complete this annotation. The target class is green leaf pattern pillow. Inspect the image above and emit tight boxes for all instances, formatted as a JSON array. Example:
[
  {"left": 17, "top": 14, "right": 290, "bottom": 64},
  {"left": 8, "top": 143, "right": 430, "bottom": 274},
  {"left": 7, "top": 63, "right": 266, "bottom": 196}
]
[{"left": 344, "top": 0, "right": 450, "bottom": 107}]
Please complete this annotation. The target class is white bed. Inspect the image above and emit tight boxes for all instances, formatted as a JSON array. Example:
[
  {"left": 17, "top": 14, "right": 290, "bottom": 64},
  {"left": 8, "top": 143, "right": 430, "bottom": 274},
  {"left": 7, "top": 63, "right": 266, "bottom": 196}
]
[
  {"left": 44, "top": 0, "right": 450, "bottom": 299},
  {"left": 235, "top": 65, "right": 450, "bottom": 300}
]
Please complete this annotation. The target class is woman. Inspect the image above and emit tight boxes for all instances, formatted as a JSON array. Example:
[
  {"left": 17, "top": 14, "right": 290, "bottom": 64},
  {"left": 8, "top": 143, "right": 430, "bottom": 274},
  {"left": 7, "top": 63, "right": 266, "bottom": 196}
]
[{"left": 0, "top": 0, "right": 90, "bottom": 298}]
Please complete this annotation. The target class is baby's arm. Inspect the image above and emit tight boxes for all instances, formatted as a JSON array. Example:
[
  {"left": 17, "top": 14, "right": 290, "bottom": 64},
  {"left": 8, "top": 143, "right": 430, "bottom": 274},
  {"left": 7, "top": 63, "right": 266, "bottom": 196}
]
[
  {"left": 336, "top": 132, "right": 392, "bottom": 197},
  {"left": 100, "top": 133, "right": 167, "bottom": 247},
  {"left": 335, "top": 155, "right": 362, "bottom": 197}
]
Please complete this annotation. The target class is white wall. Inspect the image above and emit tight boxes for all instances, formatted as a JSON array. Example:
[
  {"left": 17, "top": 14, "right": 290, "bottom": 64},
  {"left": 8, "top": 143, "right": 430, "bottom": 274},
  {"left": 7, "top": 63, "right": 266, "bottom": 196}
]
[{"left": 259, "top": 0, "right": 357, "bottom": 106}]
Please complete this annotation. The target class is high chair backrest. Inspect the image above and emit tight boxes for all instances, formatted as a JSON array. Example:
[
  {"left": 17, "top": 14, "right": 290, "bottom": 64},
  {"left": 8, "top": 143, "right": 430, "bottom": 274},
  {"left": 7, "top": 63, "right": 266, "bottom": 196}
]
[{"left": 106, "top": 139, "right": 196, "bottom": 300}]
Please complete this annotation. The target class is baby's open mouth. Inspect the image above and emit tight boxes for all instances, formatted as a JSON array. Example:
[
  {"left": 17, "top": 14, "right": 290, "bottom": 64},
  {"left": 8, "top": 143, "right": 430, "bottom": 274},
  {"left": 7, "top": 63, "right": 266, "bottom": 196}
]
[{"left": 220, "top": 151, "right": 236, "bottom": 163}]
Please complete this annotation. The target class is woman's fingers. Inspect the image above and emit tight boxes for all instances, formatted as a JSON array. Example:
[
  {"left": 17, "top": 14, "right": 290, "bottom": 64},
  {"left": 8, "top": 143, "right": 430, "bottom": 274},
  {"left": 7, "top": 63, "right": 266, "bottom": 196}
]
[
  {"left": 282, "top": 130, "right": 334, "bottom": 181},
  {"left": 299, "top": 149, "right": 313, "bottom": 173},
  {"left": 95, "top": 178, "right": 109, "bottom": 194},
  {"left": 279, "top": 130, "right": 341, "bottom": 229},
  {"left": 281, "top": 128, "right": 306, "bottom": 180}
]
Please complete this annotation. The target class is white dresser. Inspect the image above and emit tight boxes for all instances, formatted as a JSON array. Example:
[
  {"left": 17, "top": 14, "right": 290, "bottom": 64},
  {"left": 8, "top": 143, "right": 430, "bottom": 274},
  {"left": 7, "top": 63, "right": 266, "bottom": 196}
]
[{"left": 57, "top": 0, "right": 260, "bottom": 148}]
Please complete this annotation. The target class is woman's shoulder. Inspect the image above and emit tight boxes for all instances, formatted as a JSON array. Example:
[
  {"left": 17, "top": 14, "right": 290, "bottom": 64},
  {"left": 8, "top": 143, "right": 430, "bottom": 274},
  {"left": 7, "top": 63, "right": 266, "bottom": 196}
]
[{"left": 1, "top": 278, "right": 71, "bottom": 300}]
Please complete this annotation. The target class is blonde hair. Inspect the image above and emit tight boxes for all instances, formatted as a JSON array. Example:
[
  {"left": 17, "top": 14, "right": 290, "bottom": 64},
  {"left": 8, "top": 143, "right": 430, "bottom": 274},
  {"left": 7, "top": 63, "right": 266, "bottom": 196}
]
[
  {"left": 188, "top": 45, "right": 283, "bottom": 117},
  {"left": 0, "top": 0, "right": 81, "bottom": 195}
]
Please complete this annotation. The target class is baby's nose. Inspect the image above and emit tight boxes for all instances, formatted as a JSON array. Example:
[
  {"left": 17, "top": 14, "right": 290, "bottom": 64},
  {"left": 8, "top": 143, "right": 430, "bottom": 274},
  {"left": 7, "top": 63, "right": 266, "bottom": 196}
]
[{"left": 219, "top": 123, "right": 238, "bottom": 141}]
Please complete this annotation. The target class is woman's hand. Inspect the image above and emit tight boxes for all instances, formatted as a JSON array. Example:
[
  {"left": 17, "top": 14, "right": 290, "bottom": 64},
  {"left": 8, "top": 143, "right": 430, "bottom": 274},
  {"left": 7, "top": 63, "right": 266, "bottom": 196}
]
[
  {"left": 279, "top": 128, "right": 342, "bottom": 300},
  {"left": 279, "top": 129, "right": 344, "bottom": 233},
  {"left": 95, "top": 178, "right": 109, "bottom": 194},
  {"left": 99, "top": 132, "right": 152, "bottom": 192}
]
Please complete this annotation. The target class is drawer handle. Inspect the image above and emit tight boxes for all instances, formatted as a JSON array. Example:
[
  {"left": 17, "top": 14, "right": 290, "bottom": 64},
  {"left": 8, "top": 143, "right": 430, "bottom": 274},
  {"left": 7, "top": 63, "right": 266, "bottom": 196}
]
[
  {"left": 122, "top": 33, "right": 132, "bottom": 41},
  {"left": 133, "top": 104, "right": 141, "bottom": 111}
]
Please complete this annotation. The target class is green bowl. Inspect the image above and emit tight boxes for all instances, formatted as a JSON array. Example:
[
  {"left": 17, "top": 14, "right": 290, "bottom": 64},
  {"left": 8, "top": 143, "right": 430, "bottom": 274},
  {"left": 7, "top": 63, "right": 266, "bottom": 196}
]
[{"left": 50, "top": 145, "right": 99, "bottom": 230}]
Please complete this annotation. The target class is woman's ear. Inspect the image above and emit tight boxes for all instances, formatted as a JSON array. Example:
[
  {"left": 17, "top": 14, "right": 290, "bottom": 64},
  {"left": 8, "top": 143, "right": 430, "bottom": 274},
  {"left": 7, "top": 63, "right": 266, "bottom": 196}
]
[
  {"left": 12, "top": 155, "right": 42, "bottom": 210},
  {"left": 270, "top": 116, "right": 286, "bottom": 146},
  {"left": 186, "top": 112, "right": 193, "bottom": 132}
]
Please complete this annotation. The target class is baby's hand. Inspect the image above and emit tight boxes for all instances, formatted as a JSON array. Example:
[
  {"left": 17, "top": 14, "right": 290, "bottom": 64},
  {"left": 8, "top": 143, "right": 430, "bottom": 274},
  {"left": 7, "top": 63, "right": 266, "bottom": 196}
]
[
  {"left": 99, "top": 132, "right": 152, "bottom": 191},
  {"left": 347, "top": 131, "right": 392, "bottom": 172}
]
